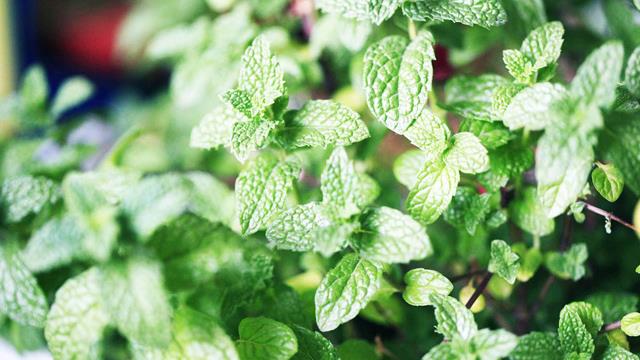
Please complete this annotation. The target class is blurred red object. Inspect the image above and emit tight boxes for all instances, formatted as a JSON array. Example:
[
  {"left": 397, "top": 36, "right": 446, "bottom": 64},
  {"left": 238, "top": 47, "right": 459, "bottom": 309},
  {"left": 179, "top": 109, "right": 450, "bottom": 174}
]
[
  {"left": 56, "top": 4, "right": 130, "bottom": 73},
  {"left": 433, "top": 45, "right": 454, "bottom": 81}
]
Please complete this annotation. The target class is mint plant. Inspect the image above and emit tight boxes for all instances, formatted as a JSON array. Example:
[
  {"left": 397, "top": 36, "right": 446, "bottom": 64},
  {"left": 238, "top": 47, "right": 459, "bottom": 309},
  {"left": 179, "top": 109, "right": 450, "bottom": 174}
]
[{"left": 1, "top": 0, "right": 640, "bottom": 359}]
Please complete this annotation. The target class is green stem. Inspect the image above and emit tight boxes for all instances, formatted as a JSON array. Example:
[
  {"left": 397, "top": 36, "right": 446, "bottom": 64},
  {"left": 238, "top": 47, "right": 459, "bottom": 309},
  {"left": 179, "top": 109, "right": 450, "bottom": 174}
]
[{"left": 408, "top": 19, "right": 417, "bottom": 39}]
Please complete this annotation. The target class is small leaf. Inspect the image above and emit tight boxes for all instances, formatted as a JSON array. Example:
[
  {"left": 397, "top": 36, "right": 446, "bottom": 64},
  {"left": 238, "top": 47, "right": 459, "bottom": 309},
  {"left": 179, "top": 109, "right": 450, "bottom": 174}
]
[
  {"left": 266, "top": 203, "right": 333, "bottom": 252},
  {"left": 45, "top": 268, "right": 109, "bottom": 359},
  {"left": 21, "top": 215, "right": 84, "bottom": 273},
  {"left": 429, "top": 294, "right": 478, "bottom": 341},
  {"left": 558, "top": 302, "right": 603, "bottom": 357},
  {"left": 315, "top": 253, "right": 381, "bottom": 332},
  {"left": 321, "top": 147, "right": 362, "bottom": 218},
  {"left": 443, "top": 187, "right": 492, "bottom": 235},
  {"left": 0, "top": 244, "right": 48, "bottom": 327},
  {"left": 231, "top": 118, "right": 278, "bottom": 162},
  {"left": 50, "top": 77, "right": 94, "bottom": 119},
  {"left": 280, "top": 100, "right": 369, "bottom": 149},
  {"left": 20, "top": 65, "right": 48, "bottom": 110},
  {"left": 603, "top": 345, "right": 640, "bottom": 360},
  {"left": 503, "top": 49, "right": 535, "bottom": 83},
  {"left": 403, "top": 269, "right": 453, "bottom": 306},
  {"left": 488, "top": 240, "right": 520, "bottom": 284},
  {"left": 520, "top": 21, "right": 565, "bottom": 71},
  {"left": 510, "top": 332, "right": 563, "bottom": 360},
  {"left": 402, "top": 0, "right": 507, "bottom": 28},
  {"left": 546, "top": 243, "right": 589, "bottom": 281},
  {"left": 502, "top": 82, "right": 568, "bottom": 131},
  {"left": 570, "top": 41, "right": 624, "bottom": 108},
  {"left": 621, "top": 312, "right": 640, "bottom": 337},
  {"left": 237, "top": 154, "right": 300, "bottom": 234},
  {"left": 443, "top": 74, "right": 510, "bottom": 121},
  {"left": 353, "top": 206, "right": 432, "bottom": 263},
  {"left": 238, "top": 36, "right": 285, "bottom": 112},
  {"left": 592, "top": 162, "right": 624, "bottom": 202},
  {"left": 469, "top": 329, "right": 518, "bottom": 360},
  {"left": 421, "top": 343, "right": 457, "bottom": 360},
  {"left": 403, "top": 110, "right": 450, "bottom": 153},
  {"left": 509, "top": 187, "right": 555, "bottom": 236},
  {"left": 1, "top": 176, "right": 60, "bottom": 223},
  {"left": 236, "top": 317, "right": 298, "bottom": 360},
  {"left": 625, "top": 46, "right": 640, "bottom": 98},
  {"left": 393, "top": 150, "right": 429, "bottom": 189},
  {"left": 190, "top": 105, "right": 245, "bottom": 150},
  {"left": 407, "top": 159, "right": 460, "bottom": 225},
  {"left": 367, "top": 0, "right": 402, "bottom": 24},
  {"left": 458, "top": 119, "right": 512, "bottom": 150},
  {"left": 443, "top": 132, "right": 489, "bottom": 174}
]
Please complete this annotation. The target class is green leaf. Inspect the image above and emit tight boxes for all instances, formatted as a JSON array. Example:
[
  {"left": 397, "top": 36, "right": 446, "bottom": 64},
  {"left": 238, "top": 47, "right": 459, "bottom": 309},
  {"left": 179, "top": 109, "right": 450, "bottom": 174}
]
[
  {"left": 315, "top": 253, "right": 382, "bottom": 332},
  {"left": 503, "top": 49, "right": 535, "bottom": 83},
  {"left": 520, "top": 21, "right": 565, "bottom": 71},
  {"left": 510, "top": 332, "right": 563, "bottom": 360},
  {"left": 458, "top": 119, "right": 512, "bottom": 150},
  {"left": 0, "top": 244, "right": 48, "bottom": 327},
  {"left": 429, "top": 294, "right": 478, "bottom": 341},
  {"left": 21, "top": 214, "right": 84, "bottom": 273},
  {"left": 291, "top": 325, "right": 339, "bottom": 360},
  {"left": 20, "top": 65, "right": 48, "bottom": 110},
  {"left": 558, "top": 302, "right": 603, "bottom": 357},
  {"left": 509, "top": 187, "right": 555, "bottom": 237},
  {"left": 536, "top": 125, "right": 595, "bottom": 218},
  {"left": 280, "top": 100, "right": 369, "bottom": 149},
  {"left": 45, "top": 268, "right": 109, "bottom": 360},
  {"left": 502, "top": 82, "right": 568, "bottom": 131},
  {"left": 625, "top": 46, "right": 640, "bottom": 98},
  {"left": 337, "top": 340, "right": 378, "bottom": 360},
  {"left": 266, "top": 203, "right": 333, "bottom": 252},
  {"left": 592, "top": 162, "right": 625, "bottom": 202},
  {"left": 354, "top": 173, "right": 380, "bottom": 209},
  {"left": 570, "top": 41, "right": 624, "bottom": 108},
  {"left": 403, "top": 110, "right": 451, "bottom": 153},
  {"left": 443, "top": 132, "right": 489, "bottom": 174},
  {"left": 443, "top": 74, "right": 510, "bottom": 121},
  {"left": 402, "top": 0, "right": 507, "bottom": 28},
  {"left": 363, "top": 32, "right": 435, "bottom": 134},
  {"left": 444, "top": 187, "right": 492, "bottom": 235},
  {"left": 321, "top": 147, "right": 362, "bottom": 218},
  {"left": 599, "top": 115, "right": 640, "bottom": 196},
  {"left": 1, "top": 176, "right": 60, "bottom": 223},
  {"left": 315, "top": 0, "right": 370, "bottom": 22},
  {"left": 488, "top": 240, "right": 520, "bottom": 284},
  {"left": 367, "top": 0, "right": 402, "bottom": 24},
  {"left": 170, "top": 308, "right": 239, "bottom": 360},
  {"left": 99, "top": 258, "right": 172, "bottom": 347},
  {"left": 353, "top": 206, "right": 432, "bottom": 263},
  {"left": 406, "top": 159, "right": 460, "bottom": 225},
  {"left": 237, "top": 154, "right": 300, "bottom": 234},
  {"left": 191, "top": 105, "right": 246, "bottom": 150},
  {"left": 421, "top": 343, "right": 457, "bottom": 360},
  {"left": 603, "top": 345, "right": 640, "bottom": 360},
  {"left": 403, "top": 269, "right": 453, "bottom": 306},
  {"left": 231, "top": 118, "right": 278, "bottom": 162},
  {"left": 545, "top": 243, "right": 589, "bottom": 281},
  {"left": 236, "top": 317, "right": 298, "bottom": 360},
  {"left": 469, "top": 329, "right": 518, "bottom": 360},
  {"left": 50, "top": 77, "right": 94, "bottom": 119},
  {"left": 621, "top": 312, "right": 640, "bottom": 337},
  {"left": 393, "top": 150, "right": 428, "bottom": 189},
  {"left": 586, "top": 292, "right": 639, "bottom": 323},
  {"left": 238, "top": 36, "right": 285, "bottom": 112},
  {"left": 513, "top": 245, "right": 543, "bottom": 282}
]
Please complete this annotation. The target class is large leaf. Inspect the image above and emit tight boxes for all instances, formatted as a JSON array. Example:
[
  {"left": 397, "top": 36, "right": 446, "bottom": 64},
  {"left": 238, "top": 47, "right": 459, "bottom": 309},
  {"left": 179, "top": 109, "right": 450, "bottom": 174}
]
[
  {"left": 402, "top": 0, "right": 507, "bottom": 28},
  {"left": 406, "top": 159, "right": 460, "bottom": 224},
  {"left": 570, "top": 41, "right": 624, "bottom": 108},
  {"left": 236, "top": 317, "right": 298, "bottom": 360}
]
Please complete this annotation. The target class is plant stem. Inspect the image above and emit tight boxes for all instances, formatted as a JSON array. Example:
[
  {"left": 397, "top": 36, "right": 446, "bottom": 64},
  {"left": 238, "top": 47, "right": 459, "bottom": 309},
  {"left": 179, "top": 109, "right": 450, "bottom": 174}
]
[
  {"left": 601, "top": 320, "right": 621, "bottom": 333},
  {"left": 451, "top": 269, "right": 486, "bottom": 282},
  {"left": 582, "top": 202, "right": 638, "bottom": 233},
  {"left": 408, "top": 19, "right": 417, "bottom": 39},
  {"left": 465, "top": 272, "right": 493, "bottom": 309}
]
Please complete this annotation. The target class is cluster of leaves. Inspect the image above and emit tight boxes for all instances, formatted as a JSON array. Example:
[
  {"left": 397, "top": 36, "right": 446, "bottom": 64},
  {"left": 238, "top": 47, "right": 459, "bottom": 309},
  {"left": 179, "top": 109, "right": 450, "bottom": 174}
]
[{"left": 0, "top": 0, "right": 640, "bottom": 359}]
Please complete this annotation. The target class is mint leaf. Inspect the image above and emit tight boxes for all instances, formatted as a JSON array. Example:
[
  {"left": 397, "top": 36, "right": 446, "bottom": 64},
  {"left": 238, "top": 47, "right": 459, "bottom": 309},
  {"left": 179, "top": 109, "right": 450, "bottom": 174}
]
[
  {"left": 443, "top": 132, "right": 489, "bottom": 174},
  {"left": 599, "top": 115, "right": 640, "bottom": 195},
  {"left": 592, "top": 162, "right": 624, "bottom": 202},
  {"left": 510, "top": 332, "right": 562, "bottom": 360},
  {"left": 603, "top": 345, "right": 639, "bottom": 360},
  {"left": 402, "top": 0, "right": 507, "bottom": 28},
  {"left": 45, "top": 268, "right": 109, "bottom": 360},
  {"left": 586, "top": 292, "right": 639, "bottom": 323},
  {"left": 403, "top": 110, "right": 451, "bottom": 153},
  {"left": 407, "top": 159, "right": 460, "bottom": 224},
  {"left": 171, "top": 308, "right": 239, "bottom": 360},
  {"left": 488, "top": 240, "right": 520, "bottom": 284},
  {"left": 354, "top": 173, "right": 380, "bottom": 209},
  {"left": 393, "top": 150, "right": 428, "bottom": 188},
  {"left": 621, "top": 312, "right": 640, "bottom": 337},
  {"left": 266, "top": 203, "right": 332, "bottom": 252},
  {"left": 570, "top": 41, "right": 624, "bottom": 108},
  {"left": 291, "top": 325, "right": 339, "bottom": 360},
  {"left": 520, "top": 21, "right": 565, "bottom": 71},
  {"left": 0, "top": 244, "right": 48, "bottom": 327},
  {"left": 321, "top": 147, "right": 362, "bottom": 218},
  {"left": 238, "top": 36, "right": 285, "bottom": 112},
  {"left": 364, "top": 32, "right": 435, "bottom": 134},
  {"left": 237, "top": 154, "right": 300, "bottom": 234},
  {"left": 315, "top": 253, "right": 381, "bottom": 331},
  {"left": 353, "top": 206, "right": 432, "bottom": 263},
  {"left": 368, "top": 0, "right": 402, "bottom": 24},
  {"left": 403, "top": 269, "right": 453, "bottom": 306},
  {"left": 546, "top": 243, "right": 588, "bottom": 281},
  {"left": 503, "top": 49, "right": 535, "bottom": 83},
  {"left": 558, "top": 302, "right": 603, "bottom": 357},
  {"left": 20, "top": 65, "right": 48, "bottom": 110},
  {"left": 100, "top": 258, "right": 172, "bottom": 347},
  {"left": 280, "top": 100, "right": 369, "bottom": 149},
  {"left": 502, "top": 82, "right": 568, "bottom": 131},
  {"left": 21, "top": 215, "right": 84, "bottom": 273},
  {"left": 236, "top": 317, "right": 298, "bottom": 360},
  {"left": 469, "top": 329, "right": 518, "bottom": 360},
  {"left": 626, "top": 46, "right": 640, "bottom": 98},
  {"left": 421, "top": 343, "right": 457, "bottom": 359},
  {"left": 1, "top": 176, "right": 60, "bottom": 223},
  {"left": 191, "top": 105, "right": 245, "bottom": 150},
  {"left": 429, "top": 294, "right": 478, "bottom": 341},
  {"left": 50, "top": 77, "right": 94, "bottom": 119},
  {"left": 509, "top": 187, "right": 555, "bottom": 236},
  {"left": 458, "top": 119, "right": 512, "bottom": 150},
  {"left": 231, "top": 118, "right": 277, "bottom": 162},
  {"left": 444, "top": 75, "right": 510, "bottom": 121},
  {"left": 315, "top": 0, "right": 369, "bottom": 22},
  {"left": 444, "top": 187, "right": 492, "bottom": 235}
]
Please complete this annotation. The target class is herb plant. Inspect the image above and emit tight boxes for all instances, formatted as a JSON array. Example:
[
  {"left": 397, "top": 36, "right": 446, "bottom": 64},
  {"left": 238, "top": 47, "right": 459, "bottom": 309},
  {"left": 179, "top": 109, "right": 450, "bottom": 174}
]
[{"left": 1, "top": 0, "right": 640, "bottom": 359}]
